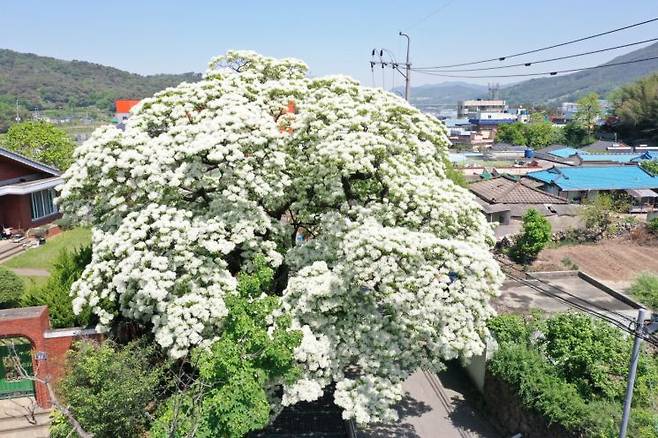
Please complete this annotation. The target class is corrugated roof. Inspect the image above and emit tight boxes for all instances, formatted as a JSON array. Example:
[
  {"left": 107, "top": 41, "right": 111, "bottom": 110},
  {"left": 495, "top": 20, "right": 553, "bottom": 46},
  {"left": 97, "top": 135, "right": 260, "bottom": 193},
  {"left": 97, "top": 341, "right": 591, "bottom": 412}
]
[
  {"left": 469, "top": 176, "right": 567, "bottom": 204},
  {"left": 579, "top": 153, "right": 643, "bottom": 163},
  {"left": 527, "top": 166, "right": 658, "bottom": 191},
  {"left": 548, "top": 147, "right": 584, "bottom": 158}
]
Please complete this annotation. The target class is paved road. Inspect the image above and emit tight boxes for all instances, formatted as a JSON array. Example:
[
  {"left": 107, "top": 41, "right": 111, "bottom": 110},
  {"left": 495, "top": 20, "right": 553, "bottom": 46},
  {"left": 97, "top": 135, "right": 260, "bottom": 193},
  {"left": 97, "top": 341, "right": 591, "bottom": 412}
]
[{"left": 359, "top": 365, "right": 500, "bottom": 438}]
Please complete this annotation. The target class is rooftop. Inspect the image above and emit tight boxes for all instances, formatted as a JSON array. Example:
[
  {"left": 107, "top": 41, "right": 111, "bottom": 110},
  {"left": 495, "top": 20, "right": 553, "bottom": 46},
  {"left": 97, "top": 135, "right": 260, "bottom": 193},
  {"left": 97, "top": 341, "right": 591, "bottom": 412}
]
[
  {"left": 469, "top": 175, "right": 567, "bottom": 204},
  {"left": 527, "top": 166, "right": 658, "bottom": 191}
]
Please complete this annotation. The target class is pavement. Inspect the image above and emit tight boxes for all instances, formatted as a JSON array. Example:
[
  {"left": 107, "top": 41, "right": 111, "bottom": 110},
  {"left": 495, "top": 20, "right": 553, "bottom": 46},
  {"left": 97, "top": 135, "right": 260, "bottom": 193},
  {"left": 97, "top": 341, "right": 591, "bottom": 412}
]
[
  {"left": 494, "top": 271, "right": 638, "bottom": 324},
  {"left": 359, "top": 366, "right": 500, "bottom": 438}
]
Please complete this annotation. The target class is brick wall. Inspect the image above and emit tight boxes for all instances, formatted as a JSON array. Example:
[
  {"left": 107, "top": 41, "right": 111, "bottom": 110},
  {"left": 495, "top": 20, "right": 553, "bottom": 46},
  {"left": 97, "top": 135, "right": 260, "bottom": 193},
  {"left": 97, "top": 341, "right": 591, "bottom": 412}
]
[{"left": 0, "top": 306, "right": 101, "bottom": 408}]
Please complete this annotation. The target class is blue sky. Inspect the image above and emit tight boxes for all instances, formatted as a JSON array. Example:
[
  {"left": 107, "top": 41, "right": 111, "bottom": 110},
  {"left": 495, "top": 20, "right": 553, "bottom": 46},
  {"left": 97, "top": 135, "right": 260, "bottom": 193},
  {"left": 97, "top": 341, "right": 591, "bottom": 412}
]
[{"left": 1, "top": 0, "right": 657, "bottom": 86}]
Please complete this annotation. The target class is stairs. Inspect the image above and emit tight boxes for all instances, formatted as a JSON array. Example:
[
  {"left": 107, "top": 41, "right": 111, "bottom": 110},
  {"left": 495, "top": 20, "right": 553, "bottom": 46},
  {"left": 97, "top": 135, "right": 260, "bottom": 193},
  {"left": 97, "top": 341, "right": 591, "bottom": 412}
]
[
  {"left": 0, "top": 240, "right": 26, "bottom": 263},
  {"left": 0, "top": 398, "right": 51, "bottom": 438}
]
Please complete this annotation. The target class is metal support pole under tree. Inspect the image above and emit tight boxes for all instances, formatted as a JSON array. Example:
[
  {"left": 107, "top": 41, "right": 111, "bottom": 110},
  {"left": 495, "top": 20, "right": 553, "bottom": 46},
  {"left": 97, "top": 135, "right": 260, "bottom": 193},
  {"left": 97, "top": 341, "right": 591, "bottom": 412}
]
[
  {"left": 399, "top": 32, "right": 411, "bottom": 101},
  {"left": 619, "top": 308, "right": 648, "bottom": 438}
]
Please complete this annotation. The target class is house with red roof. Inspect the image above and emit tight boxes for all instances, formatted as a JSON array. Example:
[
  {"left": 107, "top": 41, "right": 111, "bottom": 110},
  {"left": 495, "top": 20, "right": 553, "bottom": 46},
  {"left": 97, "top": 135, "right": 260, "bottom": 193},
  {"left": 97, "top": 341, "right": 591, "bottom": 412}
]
[
  {"left": 114, "top": 99, "right": 141, "bottom": 123},
  {"left": 0, "top": 147, "right": 62, "bottom": 231}
]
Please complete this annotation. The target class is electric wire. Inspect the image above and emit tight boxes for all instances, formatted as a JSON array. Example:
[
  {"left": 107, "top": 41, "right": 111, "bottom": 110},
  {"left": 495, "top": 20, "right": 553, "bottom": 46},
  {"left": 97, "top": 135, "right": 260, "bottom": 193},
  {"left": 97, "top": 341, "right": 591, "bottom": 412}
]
[
  {"left": 414, "top": 37, "right": 658, "bottom": 72},
  {"left": 495, "top": 256, "right": 658, "bottom": 345},
  {"left": 410, "top": 55, "right": 658, "bottom": 79},
  {"left": 419, "top": 16, "right": 658, "bottom": 69}
]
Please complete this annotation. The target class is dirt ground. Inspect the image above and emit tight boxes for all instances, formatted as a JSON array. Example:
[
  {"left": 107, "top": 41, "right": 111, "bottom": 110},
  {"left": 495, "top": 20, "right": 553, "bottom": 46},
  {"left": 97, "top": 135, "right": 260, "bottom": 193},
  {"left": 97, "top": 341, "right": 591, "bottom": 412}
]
[{"left": 532, "top": 234, "right": 658, "bottom": 284}]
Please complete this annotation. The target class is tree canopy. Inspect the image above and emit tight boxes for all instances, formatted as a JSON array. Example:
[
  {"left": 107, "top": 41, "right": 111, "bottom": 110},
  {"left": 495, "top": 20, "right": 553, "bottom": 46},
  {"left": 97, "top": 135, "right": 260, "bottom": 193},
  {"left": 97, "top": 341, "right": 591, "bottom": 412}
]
[
  {"left": 58, "top": 51, "right": 503, "bottom": 424},
  {"left": 3, "top": 120, "right": 75, "bottom": 170},
  {"left": 495, "top": 117, "right": 562, "bottom": 148},
  {"left": 611, "top": 73, "right": 658, "bottom": 143},
  {"left": 573, "top": 93, "right": 602, "bottom": 137}
]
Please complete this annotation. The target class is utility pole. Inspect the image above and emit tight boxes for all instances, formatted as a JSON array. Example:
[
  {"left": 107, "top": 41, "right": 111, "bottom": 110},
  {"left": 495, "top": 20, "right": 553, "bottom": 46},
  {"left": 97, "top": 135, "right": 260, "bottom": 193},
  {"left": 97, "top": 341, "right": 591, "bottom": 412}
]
[
  {"left": 399, "top": 32, "right": 411, "bottom": 101},
  {"left": 619, "top": 308, "right": 658, "bottom": 438},
  {"left": 370, "top": 33, "right": 412, "bottom": 102}
]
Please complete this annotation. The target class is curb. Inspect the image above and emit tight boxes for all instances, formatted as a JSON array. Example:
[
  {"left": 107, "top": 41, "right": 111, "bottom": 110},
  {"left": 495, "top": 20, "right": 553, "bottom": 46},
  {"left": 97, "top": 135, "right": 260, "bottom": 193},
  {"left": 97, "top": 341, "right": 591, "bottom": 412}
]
[{"left": 577, "top": 271, "right": 643, "bottom": 309}]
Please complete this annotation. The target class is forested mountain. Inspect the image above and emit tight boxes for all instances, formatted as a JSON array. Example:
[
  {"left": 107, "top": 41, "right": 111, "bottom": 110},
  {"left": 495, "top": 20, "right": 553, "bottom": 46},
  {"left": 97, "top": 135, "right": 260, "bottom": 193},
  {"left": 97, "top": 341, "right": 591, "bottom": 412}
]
[
  {"left": 400, "top": 42, "right": 658, "bottom": 109},
  {"left": 393, "top": 82, "right": 488, "bottom": 105},
  {"left": 0, "top": 49, "right": 201, "bottom": 131},
  {"left": 501, "top": 41, "right": 658, "bottom": 104}
]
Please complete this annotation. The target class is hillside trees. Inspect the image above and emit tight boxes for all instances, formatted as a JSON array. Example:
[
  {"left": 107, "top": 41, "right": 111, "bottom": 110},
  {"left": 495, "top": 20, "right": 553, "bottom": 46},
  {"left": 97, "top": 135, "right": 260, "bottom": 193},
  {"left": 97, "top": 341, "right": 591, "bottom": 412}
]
[
  {"left": 57, "top": 51, "right": 503, "bottom": 425},
  {"left": 573, "top": 93, "right": 602, "bottom": 138},
  {"left": 4, "top": 121, "right": 75, "bottom": 169},
  {"left": 611, "top": 73, "right": 658, "bottom": 142}
]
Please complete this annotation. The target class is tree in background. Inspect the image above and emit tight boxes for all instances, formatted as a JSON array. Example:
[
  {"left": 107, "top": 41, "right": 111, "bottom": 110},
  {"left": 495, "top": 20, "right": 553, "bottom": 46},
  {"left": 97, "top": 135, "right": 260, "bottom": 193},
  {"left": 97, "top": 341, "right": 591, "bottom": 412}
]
[
  {"left": 562, "top": 121, "right": 590, "bottom": 146},
  {"left": 611, "top": 73, "right": 658, "bottom": 143},
  {"left": 0, "top": 266, "right": 24, "bottom": 308},
  {"left": 3, "top": 121, "right": 75, "bottom": 170},
  {"left": 509, "top": 209, "right": 552, "bottom": 264},
  {"left": 495, "top": 114, "right": 562, "bottom": 148},
  {"left": 573, "top": 93, "right": 602, "bottom": 139},
  {"left": 495, "top": 123, "right": 527, "bottom": 145}
]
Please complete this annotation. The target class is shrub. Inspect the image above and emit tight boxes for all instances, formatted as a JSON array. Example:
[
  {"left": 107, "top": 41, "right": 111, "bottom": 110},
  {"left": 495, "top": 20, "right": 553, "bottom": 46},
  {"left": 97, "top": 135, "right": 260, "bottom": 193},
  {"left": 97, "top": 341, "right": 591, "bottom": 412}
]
[
  {"left": 51, "top": 340, "right": 168, "bottom": 438},
  {"left": 0, "top": 267, "right": 24, "bottom": 308},
  {"left": 647, "top": 217, "right": 658, "bottom": 235},
  {"left": 629, "top": 272, "right": 658, "bottom": 310},
  {"left": 541, "top": 313, "right": 628, "bottom": 400},
  {"left": 489, "top": 343, "right": 591, "bottom": 431},
  {"left": 509, "top": 209, "right": 551, "bottom": 264},
  {"left": 21, "top": 246, "right": 92, "bottom": 328},
  {"left": 487, "top": 312, "right": 658, "bottom": 437}
]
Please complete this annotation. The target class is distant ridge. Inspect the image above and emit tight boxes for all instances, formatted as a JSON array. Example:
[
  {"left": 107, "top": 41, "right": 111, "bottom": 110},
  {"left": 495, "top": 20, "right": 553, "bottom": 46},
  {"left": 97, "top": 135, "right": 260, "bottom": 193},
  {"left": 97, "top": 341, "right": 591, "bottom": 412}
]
[
  {"left": 399, "top": 41, "right": 658, "bottom": 109},
  {"left": 500, "top": 41, "right": 658, "bottom": 103},
  {"left": 0, "top": 48, "right": 201, "bottom": 130}
]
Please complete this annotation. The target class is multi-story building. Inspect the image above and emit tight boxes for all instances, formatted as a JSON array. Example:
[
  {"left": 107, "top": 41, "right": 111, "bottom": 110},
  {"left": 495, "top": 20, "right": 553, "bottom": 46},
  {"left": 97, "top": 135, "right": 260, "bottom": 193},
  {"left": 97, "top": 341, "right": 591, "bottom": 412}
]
[{"left": 457, "top": 99, "right": 507, "bottom": 118}]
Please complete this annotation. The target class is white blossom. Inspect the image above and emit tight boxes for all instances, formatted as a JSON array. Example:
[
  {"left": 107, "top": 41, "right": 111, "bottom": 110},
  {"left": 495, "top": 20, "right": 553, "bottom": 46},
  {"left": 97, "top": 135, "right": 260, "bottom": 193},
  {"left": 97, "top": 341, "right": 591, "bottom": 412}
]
[{"left": 59, "top": 50, "right": 503, "bottom": 424}]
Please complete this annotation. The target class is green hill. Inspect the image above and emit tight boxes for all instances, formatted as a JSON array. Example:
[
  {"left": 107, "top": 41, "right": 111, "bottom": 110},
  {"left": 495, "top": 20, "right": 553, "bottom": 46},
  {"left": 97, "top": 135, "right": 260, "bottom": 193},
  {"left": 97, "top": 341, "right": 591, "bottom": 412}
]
[
  {"left": 501, "top": 41, "right": 658, "bottom": 104},
  {"left": 0, "top": 49, "right": 201, "bottom": 131}
]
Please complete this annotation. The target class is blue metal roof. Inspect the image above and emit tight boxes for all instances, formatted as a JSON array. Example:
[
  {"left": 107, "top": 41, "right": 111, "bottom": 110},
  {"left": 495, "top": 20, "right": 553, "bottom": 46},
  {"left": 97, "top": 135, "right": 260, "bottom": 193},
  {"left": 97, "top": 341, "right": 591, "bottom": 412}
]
[
  {"left": 579, "top": 153, "right": 643, "bottom": 163},
  {"left": 527, "top": 166, "right": 658, "bottom": 191},
  {"left": 548, "top": 147, "right": 584, "bottom": 158}
]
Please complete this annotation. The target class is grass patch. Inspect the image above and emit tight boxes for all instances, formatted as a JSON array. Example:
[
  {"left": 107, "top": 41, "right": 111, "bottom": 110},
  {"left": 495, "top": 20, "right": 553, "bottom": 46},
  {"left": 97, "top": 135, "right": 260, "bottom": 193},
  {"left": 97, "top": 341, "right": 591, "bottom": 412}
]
[
  {"left": 3, "top": 228, "right": 91, "bottom": 271},
  {"left": 629, "top": 272, "right": 658, "bottom": 310}
]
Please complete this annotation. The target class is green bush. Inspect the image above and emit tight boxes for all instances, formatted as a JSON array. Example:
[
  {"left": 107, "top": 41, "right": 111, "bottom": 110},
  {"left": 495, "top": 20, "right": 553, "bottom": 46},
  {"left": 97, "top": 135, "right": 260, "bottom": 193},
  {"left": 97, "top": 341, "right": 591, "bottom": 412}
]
[
  {"left": 489, "top": 343, "right": 591, "bottom": 431},
  {"left": 487, "top": 312, "right": 658, "bottom": 437},
  {"left": 21, "top": 246, "right": 92, "bottom": 328},
  {"left": 648, "top": 218, "right": 658, "bottom": 235},
  {"left": 51, "top": 340, "right": 168, "bottom": 438},
  {"left": 509, "top": 209, "right": 552, "bottom": 264},
  {"left": 629, "top": 273, "right": 658, "bottom": 310},
  {"left": 541, "top": 313, "right": 628, "bottom": 400},
  {"left": 0, "top": 267, "right": 24, "bottom": 308}
]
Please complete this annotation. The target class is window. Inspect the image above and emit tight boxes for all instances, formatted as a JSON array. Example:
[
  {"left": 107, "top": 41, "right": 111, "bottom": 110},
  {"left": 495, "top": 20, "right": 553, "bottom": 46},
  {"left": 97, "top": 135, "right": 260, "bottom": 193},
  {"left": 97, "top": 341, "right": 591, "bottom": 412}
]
[{"left": 30, "top": 189, "right": 57, "bottom": 220}]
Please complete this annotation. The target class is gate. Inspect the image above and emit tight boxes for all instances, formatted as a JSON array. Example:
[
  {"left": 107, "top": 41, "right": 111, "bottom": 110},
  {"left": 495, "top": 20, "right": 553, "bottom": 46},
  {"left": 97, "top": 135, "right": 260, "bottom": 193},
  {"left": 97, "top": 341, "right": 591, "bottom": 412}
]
[{"left": 0, "top": 342, "right": 35, "bottom": 399}]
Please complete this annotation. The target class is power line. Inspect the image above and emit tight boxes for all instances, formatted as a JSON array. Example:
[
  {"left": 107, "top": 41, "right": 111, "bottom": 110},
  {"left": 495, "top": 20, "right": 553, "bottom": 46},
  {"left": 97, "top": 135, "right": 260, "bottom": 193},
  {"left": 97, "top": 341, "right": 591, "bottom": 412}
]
[
  {"left": 411, "top": 55, "right": 658, "bottom": 79},
  {"left": 414, "top": 37, "right": 658, "bottom": 72},
  {"left": 422, "top": 16, "right": 658, "bottom": 69},
  {"left": 404, "top": 0, "right": 457, "bottom": 31}
]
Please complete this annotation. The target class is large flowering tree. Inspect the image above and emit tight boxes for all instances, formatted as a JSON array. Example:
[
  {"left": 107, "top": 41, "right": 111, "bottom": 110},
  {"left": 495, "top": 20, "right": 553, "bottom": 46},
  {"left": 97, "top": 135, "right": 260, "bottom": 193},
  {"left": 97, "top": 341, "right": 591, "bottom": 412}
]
[{"left": 58, "top": 51, "right": 503, "bottom": 424}]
